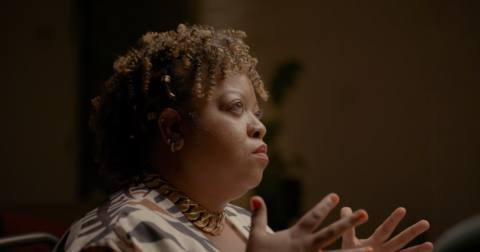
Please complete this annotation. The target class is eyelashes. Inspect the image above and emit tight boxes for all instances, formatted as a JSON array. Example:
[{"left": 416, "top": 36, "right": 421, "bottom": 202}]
[
  {"left": 254, "top": 109, "right": 264, "bottom": 120},
  {"left": 230, "top": 101, "right": 244, "bottom": 112},
  {"left": 229, "top": 100, "right": 263, "bottom": 119}
]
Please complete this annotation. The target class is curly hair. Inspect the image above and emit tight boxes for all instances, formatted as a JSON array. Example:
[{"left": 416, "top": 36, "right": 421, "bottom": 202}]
[{"left": 89, "top": 24, "right": 269, "bottom": 187}]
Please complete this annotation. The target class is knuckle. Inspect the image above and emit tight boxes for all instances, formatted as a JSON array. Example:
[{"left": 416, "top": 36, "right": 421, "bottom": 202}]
[
  {"left": 312, "top": 207, "right": 327, "bottom": 220},
  {"left": 311, "top": 210, "right": 322, "bottom": 220},
  {"left": 380, "top": 223, "right": 391, "bottom": 233},
  {"left": 316, "top": 227, "right": 336, "bottom": 242},
  {"left": 290, "top": 226, "right": 303, "bottom": 239},
  {"left": 296, "top": 218, "right": 314, "bottom": 232},
  {"left": 339, "top": 221, "right": 351, "bottom": 231},
  {"left": 410, "top": 226, "right": 420, "bottom": 237},
  {"left": 250, "top": 228, "right": 263, "bottom": 237},
  {"left": 348, "top": 215, "right": 359, "bottom": 224},
  {"left": 398, "top": 234, "right": 408, "bottom": 245}
]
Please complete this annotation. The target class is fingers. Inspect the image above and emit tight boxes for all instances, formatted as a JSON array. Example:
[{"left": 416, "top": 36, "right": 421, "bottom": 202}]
[
  {"left": 312, "top": 209, "right": 369, "bottom": 250},
  {"left": 324, "top": 246, "right": 373, "bottom": 252},
  {"left": 340, "top": 207, "right": 356, "bottom": 248},
  {"left": 293, "top": 193, "right": 340, "bottom": 235},
  {"left": 399, "top": 242, "right": 434, "bottom": 252},
  {"left": 249, "top": 196, "right": 268, "bottom": 235},
  {"left": 384, "top": 220, "right": 430, "bottom": 251},
  {"left": 370, "top": 207, "right": 406, "bottom": 243}
]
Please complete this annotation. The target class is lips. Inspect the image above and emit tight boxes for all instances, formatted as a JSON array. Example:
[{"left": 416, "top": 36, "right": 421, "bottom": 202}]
[
  {"left": 252, "top": 144, "right": 269, "bottom": 163},
  {"left": 253, "top": 144, "right": 268, "bottom": 154}
]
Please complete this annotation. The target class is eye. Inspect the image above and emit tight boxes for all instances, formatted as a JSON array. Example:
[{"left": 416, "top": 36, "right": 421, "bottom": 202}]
[
  {"left": 229, "top": 100, "right": 244, "bottom": 114},
  {"left": 254, "top": 109, "right": 264, "bottom": 120}
]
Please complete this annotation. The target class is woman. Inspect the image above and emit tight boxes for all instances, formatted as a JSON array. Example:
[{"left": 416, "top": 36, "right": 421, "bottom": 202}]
[{"left": 59, "top": 24, "right": 433, "bottom": 252}]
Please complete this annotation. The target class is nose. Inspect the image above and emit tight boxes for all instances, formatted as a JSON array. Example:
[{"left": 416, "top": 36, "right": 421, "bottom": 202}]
[{"left": 247, "top": 117, "right": 267, "bottom": 139}]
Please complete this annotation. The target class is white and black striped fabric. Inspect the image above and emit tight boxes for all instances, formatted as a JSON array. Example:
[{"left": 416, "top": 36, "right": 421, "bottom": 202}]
[{"left": 59, "top": 177, "right": 254, "bottom": 251}]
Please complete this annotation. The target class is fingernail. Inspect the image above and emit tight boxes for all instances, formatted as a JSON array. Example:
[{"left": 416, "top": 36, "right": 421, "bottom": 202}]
[
  {"left": 420, "top": 220, "right": 430, "bottom": 229},
  {"left": 356, "top": 210, "right": 368, "bottom": 221},
  {"left": 251, "top": 199, "right": 261, "bottom": 212},
  {"left": 424, "top": 242, "right": 434, "bottom": 248},
  {"left": 330, "top": 193, "right": 339, "bottom": 204},
  {"left": 396, "top": 207, "right": 407, "bottom": 215}
]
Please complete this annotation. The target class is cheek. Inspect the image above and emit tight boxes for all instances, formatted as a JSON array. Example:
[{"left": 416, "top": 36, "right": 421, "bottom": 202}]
[
  {"left": 193, "top": 117, "right": 248, "bottom": 159},
  {"left": 185, "top": 115, "right": 266, "bottom": 189}
]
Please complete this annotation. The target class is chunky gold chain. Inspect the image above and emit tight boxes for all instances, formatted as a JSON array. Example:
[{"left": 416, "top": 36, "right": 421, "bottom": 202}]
[{"left": 143, "top": 175, "right": 225, "bottom": 236}]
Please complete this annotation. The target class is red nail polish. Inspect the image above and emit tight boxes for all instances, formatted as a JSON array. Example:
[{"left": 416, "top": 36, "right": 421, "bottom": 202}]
[
  {"left": 330, "top": 194, "right": 339, "bottom": 204},
  {"left": 357, "top": 211, "right": 367, "bottom": 221},
  {"left": 252, "top": 199, "right": 261, "bottom": 211}
]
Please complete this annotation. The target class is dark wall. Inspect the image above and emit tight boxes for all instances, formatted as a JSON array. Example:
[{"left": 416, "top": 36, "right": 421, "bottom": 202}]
[
  {"left": 200, "top": 0, "right": 480, "bottom": 239},
  {"left": 76, "top": 0, "right": 198, "bottom": 196}
]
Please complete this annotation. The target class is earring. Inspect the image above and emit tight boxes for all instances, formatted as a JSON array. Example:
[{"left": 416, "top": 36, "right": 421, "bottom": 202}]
[
  {"left": 169, "top": 139, "right": 176, "bottom": 152},
  {"left": 168, "top": 134, "right": 184, "bottom": 152}
]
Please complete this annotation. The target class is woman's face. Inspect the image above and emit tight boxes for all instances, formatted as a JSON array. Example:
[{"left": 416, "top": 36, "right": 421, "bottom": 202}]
[{"left": 180, "top": 74, "right": 268, "bottom": 198}]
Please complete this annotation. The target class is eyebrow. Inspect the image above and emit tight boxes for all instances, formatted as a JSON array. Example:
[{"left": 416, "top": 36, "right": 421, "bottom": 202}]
[
  {"left": 221, "top": 90, "right": 244, "bottom": 97},
  {"left": 219, "top": 90, "right": 259, "bottom": 108}
]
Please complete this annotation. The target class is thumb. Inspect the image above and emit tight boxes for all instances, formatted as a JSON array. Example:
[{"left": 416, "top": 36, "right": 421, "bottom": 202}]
[
  {"left": 341, "top": 207, "right": 357, "bottom": 248},
  {"left": 250, "top": 196, "right": 268, "bottom": 234}
]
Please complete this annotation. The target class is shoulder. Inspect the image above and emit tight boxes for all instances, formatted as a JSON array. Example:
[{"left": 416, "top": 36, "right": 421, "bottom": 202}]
[
  {"left": 225, "top": 204, "right": 253, "bottom": 237},
  {"left": 225, "top": 203, "right": 274, "bottom": 235},
  {"left": 60, "top": 184, "right": 217, "bottom": 252},
  {"left": 225, "top": 203, "right": 252, "bottom": 226},
  {"left": 226, "top": 203, "right": 252, "bottom": 218}
]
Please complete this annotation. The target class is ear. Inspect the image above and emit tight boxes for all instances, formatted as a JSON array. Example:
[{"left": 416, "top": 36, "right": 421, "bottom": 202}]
[{"left": 157, "top": 108, "right": 182, "bottom": 144}]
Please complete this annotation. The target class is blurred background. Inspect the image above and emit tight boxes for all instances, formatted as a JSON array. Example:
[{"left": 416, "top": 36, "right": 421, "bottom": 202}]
[{"left": 1, "top": 0, "right": 479, "bottom": 251}]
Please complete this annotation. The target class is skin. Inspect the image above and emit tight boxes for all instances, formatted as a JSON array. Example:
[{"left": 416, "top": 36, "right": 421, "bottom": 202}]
[
  {"left": 340, "top": 207, "right": 434, "bottom": 252},
  {"left": 150, "top": 73, "right": 268, "bottom": 213},
  {"left": 147, "top": 73, "right": 433, "bottom": 252}
]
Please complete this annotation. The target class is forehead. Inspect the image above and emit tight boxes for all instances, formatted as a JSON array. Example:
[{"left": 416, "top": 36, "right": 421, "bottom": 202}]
[{"left": 216, "top": 74, "right": 257, "bottom": 100}]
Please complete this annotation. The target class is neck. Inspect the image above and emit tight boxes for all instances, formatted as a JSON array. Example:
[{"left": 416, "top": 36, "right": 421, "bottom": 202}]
[
  {"left": 143, "top": 172, "right": 227, "bottom": 236},
  {"left": 165, "top": 171, "right": 229, "bottom": 212},
  {"left": 148, "top": 160, "right": 229, "bottom": 213}
]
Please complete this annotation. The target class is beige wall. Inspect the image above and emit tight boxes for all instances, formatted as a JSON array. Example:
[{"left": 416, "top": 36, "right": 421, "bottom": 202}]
[
  {"left": 201, "top": 0, "right": 480, "bottom": 239},
  {"left": 1, "top": 0, "right": 78, "bottom": 206}
]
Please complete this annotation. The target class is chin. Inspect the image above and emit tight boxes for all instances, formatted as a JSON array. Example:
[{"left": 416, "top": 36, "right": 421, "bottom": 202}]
[
  {"left": 228, "top": 171, "right": 262, "bottom": 197},
  {"left": 225, "top": 161, "right": 266, "bottom": 198},
  {"left": 246, "top": 169, "right": 264, "bottom": 189},
  {"left": 229, "top": 176, "right": 263, "bottom": 203}
]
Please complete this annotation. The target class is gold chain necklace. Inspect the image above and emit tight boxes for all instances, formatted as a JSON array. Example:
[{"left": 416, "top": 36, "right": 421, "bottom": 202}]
[{"left": 142, "top": 175, "right": 225, "bottom": 236}]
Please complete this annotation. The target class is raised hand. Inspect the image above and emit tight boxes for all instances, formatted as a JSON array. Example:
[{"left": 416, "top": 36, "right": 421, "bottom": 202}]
[
  {"left": 246, "top": 194, "right": 373, "bottom": 252},
  {"left": 340, "top": 207, "right": 433, "bottom": 252}
]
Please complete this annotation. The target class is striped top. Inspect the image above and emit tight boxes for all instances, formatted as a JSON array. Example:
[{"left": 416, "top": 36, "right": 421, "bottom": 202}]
[{"left": 58, "top": 178, "right": 254, "bottom": 251}]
